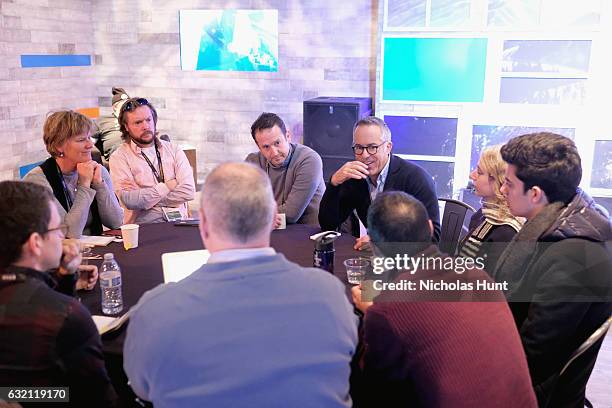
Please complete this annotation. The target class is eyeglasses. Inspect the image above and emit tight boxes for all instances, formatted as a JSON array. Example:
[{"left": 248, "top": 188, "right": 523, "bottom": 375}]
[
  {"left": 45, "top": 224, "right": 68, "bottom": 237},
  {"left": 352, "top": 142, "right": 387, "bottom": 155},
  {"left": 122, "top": 98, "right": 149, "bottom": 113}
]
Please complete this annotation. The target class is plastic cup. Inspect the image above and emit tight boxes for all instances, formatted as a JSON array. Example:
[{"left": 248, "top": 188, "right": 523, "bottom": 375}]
[
  {"left": 120, "top": 224, "right": 139, "bottom": 250},
  {"left": 344, "top": 258, "right": 370, "bottom": 285},
  {"left": 80, "top": 244, "right": 93, "bottom": 265}
]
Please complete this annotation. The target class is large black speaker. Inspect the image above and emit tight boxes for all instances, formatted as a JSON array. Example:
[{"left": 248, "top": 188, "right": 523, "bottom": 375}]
[{"left": 303, "top": 97, "right": 372, "bottom": 180}]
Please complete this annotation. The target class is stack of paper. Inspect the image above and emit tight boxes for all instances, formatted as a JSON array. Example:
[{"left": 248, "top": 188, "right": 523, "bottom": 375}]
[{"left": 80, "top": 235, "right": 116, "bottom": 246}]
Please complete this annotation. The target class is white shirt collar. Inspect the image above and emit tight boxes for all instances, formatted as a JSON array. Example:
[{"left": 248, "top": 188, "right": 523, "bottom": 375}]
[
  {"left": 367, "top": 154, "right": 391, "bottom": 198},
  {"left": 208, "top": 247, "right": 276, "bottom": 264}
]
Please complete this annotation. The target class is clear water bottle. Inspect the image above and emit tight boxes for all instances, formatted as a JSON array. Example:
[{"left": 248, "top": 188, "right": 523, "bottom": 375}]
[{"left": 100, "top": 253, "right": 123, "bottom": 315}]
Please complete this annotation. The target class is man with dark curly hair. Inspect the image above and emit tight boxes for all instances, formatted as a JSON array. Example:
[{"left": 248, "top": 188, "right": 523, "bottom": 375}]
[{"left": 495, "top": 132, "right": 612, "bottom": 407}]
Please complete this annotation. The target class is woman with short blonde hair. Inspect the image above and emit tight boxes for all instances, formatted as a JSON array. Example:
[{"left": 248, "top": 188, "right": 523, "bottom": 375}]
[{"left": 24, "top": 110, "right": 123, "bottom": 238}]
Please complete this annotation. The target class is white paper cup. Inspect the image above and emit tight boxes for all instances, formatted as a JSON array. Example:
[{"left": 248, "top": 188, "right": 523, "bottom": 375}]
[
  {"left": 120, "top": 224, "right": 139, "bottom": 250},
  {"left": 277, "top": 213, "right": 287, "bottom": 230}
]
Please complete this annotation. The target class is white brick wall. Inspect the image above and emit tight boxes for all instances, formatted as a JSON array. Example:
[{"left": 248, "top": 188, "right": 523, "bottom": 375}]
[
  {"left": 93, "top": 0, "right": 375, "bottom": 181},
  {"left": 0, "top": 0, "right": 375, "bottom": 181},
  {"left": 0, "top": 0, "right": 96, "bottom": 180}
]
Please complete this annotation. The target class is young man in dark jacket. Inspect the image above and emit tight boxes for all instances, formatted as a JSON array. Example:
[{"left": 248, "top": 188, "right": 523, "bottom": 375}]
[{"left": 495, "top": 132, "right": 612, "bottom": 407}]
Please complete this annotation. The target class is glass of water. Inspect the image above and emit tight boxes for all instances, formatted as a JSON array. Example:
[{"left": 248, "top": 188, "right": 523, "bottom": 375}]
[{"left": 344, "top": 258, "right": 370, "bottom": 285}]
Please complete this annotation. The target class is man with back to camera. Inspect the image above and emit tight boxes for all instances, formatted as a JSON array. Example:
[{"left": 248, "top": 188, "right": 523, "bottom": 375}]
[
  {"left": 494, "top": 132, "right": 612, "bottom": 407},
  {"left": 0, "top": 181, "right": 116, "bottom": 408},
  {"left": 109, "top": 97, "right": 195, "bottom": 224},
  {"left": 246, "top": 112, "right": 325, "bottom": 226},
  {"left": 318, "top": 116, "right": 440, "bottom": 249},
  {"left": 350, "top": 191, "right": 537, "bottom": 407},
  {"left": 123, "top": 162, "right": 358, "bottom": 408},
  {"left": 92, "top": 87, "right": 130, "bottom": 165}
]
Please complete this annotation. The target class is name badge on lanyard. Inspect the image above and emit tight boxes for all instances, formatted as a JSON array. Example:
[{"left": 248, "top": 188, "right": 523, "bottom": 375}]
[{"left": 162, "top": 206, "right": 184, "bottom": 222}]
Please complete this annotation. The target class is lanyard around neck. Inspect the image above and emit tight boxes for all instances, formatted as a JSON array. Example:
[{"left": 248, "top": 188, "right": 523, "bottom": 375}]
[
  {"left": 141, "top": 144, "right": 165, "bottom": 183},
  {"left": 56, "top": 161, "right": 74, "bottom": 208}
]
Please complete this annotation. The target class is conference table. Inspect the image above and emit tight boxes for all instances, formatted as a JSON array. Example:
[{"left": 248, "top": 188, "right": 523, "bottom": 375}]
[{"left": 79, "top": 222, "right": 362, "bottom": 406}]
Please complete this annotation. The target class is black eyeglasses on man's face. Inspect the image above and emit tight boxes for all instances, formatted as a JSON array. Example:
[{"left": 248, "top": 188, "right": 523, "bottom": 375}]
[
  {"left": 352, "top": 142, "right": 387, "bottom": 155},
  {"left": 122, "top": 98, "right": 149, "bottom": 113},
  {"left": 45, "top": 224, "right": 68, "bottom": 237}
]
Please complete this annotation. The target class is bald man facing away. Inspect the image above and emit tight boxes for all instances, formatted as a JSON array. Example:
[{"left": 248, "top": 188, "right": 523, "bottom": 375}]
[{"left": 124, "top": 162, "right": 358, "bottom": 408}]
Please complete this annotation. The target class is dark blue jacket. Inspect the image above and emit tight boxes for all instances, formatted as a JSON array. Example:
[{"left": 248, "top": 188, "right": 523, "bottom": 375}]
[
  {"left": 318, "top": 155, "right": 440, "bottom": 241},
  {"left": 497, "top": 190, "right": 612, "bottom": 408}
]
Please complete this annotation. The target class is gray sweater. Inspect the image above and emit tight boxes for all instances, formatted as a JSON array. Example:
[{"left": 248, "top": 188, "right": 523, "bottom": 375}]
[
  {"left": 246, "top": 143, "right": 325, "bottom": 225},
  {"left": 24, "top": 165, "right": 124, "bottom": 238}
]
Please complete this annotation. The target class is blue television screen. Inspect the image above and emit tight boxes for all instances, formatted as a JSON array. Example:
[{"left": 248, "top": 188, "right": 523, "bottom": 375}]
[
  {"left": 411, "top": 160, "right": 455, "bottom": 199},
  {"left": 470, "top": 125, "right": 575, "bottom": 171},
  {"left": 382, "top": 37, "right": 488, "bottom": 102},
  {"left": 179, "top": 9, "right": 278, "bottom": 72},
  {"left": 502, "top": 40, "right": 591, "bottom": 74},
  {"left": 385, "top": 115, "right": 457, "bottom": 156},
  {"left": 591, "top": 140, "right": 612, "bottom": 189}
]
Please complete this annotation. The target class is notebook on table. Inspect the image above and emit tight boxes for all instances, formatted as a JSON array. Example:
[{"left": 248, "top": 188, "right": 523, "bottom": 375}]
[{"left": 161, "top": 249, "right": 210, "bottom": 283}]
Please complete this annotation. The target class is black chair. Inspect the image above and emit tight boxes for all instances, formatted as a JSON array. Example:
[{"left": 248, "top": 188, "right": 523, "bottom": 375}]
[
  {"left": 560, "top": 315, "right": 611, "bottom": 377},
  {"left": 551, "top": 315, "right": 611, "bottom": 408},
  {"left": 438, "top": 198, "right": 475, "bottom": 255}
]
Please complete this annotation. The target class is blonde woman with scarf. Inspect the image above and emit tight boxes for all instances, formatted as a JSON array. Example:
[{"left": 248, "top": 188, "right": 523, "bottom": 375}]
[{"left": 457, "top": 145, "right": 524, "bottom": 275}]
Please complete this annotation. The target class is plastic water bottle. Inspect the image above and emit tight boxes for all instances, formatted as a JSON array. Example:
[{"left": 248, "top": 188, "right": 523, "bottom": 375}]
[{"left": 100, "top": 253, "right": 123, "bottom": 315}]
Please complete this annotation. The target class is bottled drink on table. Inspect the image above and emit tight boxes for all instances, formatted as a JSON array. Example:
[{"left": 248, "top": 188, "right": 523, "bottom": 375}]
[
  {"left": 312, "top": 231, "right": 341, "bottom": 274},
  {"left": 100, "top": 253, "right": 124, "bottom": 315}
]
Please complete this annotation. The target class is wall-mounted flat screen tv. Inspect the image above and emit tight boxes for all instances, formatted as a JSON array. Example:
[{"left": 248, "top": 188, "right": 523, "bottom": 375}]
[
  {"left": 179, "top": 9, "right": 278, "bottom": 72},
  {"left": 382, "top": 37, "right": 488, "bottom": 102},
  {"left": 470, "top": 125, "right": 575, "bottom": 170},
  {"left": 384, "top": 115, "right": 457, "bottom": 156}
]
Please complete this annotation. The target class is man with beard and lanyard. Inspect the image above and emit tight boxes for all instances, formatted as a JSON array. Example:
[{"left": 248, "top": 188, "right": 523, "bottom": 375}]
[
  {"left": 246, "top": 112, "right": 325, "bottom": 226},
  {"left": 109, "top": 97, "right": 195, "bottom": 224}
]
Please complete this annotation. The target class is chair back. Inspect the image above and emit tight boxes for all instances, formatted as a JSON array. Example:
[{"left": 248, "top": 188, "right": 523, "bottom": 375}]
[
  {"left": 19, "top": 160, "right": 44, "bottom": 179},
  {"left": 438, "top": 198, "right": 475, "bottom": 254},
  {"left": 559, "top": 315, "right": 612, "bottom": 377}
]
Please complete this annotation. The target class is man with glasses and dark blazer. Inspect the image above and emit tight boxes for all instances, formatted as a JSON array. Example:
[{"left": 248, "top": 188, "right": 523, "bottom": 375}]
[
  {"left": 109, "top": 97, "right": 195, "bottom": 224},
  {"left": 319, "top": 116, "right": 440, "bottom": 249}
]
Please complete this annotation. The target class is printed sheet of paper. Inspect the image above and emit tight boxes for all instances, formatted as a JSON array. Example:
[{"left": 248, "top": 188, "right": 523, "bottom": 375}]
[{"left": 161, "top": 249, "right": 210, "bottom": 283}]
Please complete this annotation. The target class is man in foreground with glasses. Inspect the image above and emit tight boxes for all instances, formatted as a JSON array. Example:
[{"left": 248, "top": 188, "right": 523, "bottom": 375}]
[
  {"left": 0, "top": 181, "right": 116, "bottom": 407},
  {"left": 109, "top": 97, "right": 195, "bottom": 224},
  {"left": 319, "top": 116, "right": 440, "bottom": 248}
]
